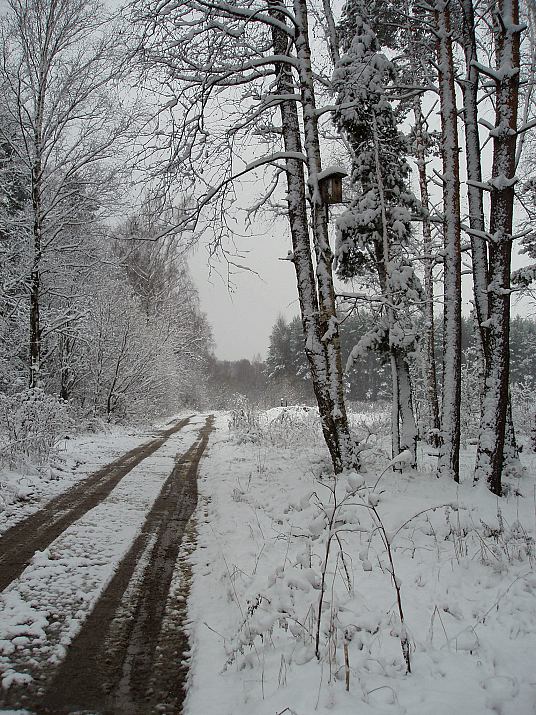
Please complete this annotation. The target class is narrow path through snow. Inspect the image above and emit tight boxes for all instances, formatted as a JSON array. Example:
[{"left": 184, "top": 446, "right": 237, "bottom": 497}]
[{"left": 40, "top": 415, "right": 214, "bottom": 715}]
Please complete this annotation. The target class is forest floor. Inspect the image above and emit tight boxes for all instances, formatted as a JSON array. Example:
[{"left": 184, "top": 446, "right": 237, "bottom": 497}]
[{"left": 0, "top": 407, "right": 535, "bottom": 715}]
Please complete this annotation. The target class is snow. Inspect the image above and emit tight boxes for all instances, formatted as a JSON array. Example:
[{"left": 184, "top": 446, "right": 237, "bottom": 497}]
[
  {"left": 317, "top": 165, "right": 348, "bottom": 181},
  {"left": 0, "top": 409, "right": 535, "bottom": 713},
  {"left": 0, "top": 416, "right": 191, "bottom": 536},
  {"left": 0, "top": 417, "right": 203, "bottom": 691},
  {"left": 184, "top": 410, "right": 536, "bottom": 715}
]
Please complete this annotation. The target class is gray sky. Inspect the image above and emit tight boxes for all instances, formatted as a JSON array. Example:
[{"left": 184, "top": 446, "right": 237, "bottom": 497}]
[
  {"left": 189, "top": 210, "right": 535, "bottom": 362},
  {"left": 189, "top": 222, "right": 300, "bottom": 361}
]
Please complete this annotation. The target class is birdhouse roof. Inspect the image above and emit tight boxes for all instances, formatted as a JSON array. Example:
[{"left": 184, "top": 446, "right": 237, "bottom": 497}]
[{"left": 317, "top": 165, "right": 348, "bottom": 182}]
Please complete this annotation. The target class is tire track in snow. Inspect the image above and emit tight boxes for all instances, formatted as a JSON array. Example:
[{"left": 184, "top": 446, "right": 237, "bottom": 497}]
[
  {"left": 0, "top": 417, "right": 192, "bottom": 593},
  {"left": 38, "top": 414, "right": 214, "bottom": 715}
]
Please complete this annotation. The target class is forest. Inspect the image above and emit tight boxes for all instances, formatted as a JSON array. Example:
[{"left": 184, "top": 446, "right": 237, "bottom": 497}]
[
  {"left": 0, "top": 0, "right": 536, "bottom": 712},
  {"left": 1, "top": 0, "right": 535, "bottom": 498}
]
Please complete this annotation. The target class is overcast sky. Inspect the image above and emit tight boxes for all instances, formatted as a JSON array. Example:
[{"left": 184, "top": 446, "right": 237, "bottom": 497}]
[{"left": 188, "top": 217, "right": 300, "bottom": 361}]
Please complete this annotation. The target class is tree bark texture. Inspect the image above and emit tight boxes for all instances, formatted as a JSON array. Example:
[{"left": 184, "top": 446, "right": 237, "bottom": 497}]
[
  {"left": 434, "top": 0, "right": 462, "bottom": 482},
  {"left": 474, "top": 0, "right": 521, "bottom": 495}
]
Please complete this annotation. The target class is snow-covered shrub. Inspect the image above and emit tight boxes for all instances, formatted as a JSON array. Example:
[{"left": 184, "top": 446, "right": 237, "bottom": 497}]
[
  {"left": 264, "top": 406, "right": 322, "bottom": 448},
  {"left": 350, "top": 409, "right": 390, "bottom": 460},
  {"left": 229, "top": 403, "right": 323, "bottom": 449},
  {"left": 228, "top": 395, "right": 262, "bottom": 443},
  {"left": 444, "top": 504, "right": 534, "bottom": 569},
  {"left": 0, "top": 388, "right": 69, "bottom": 468},
  {"left": 225, "top": 469, "right": 413, "bottom": 678}
]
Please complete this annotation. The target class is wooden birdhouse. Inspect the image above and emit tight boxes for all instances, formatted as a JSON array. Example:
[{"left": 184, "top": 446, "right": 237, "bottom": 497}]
[{"left": 318, "top": 166, "right": 348, "bottom": 205}]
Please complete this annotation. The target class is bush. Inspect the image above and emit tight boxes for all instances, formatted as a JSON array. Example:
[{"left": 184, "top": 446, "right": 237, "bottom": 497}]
[
  {"left": 0, "top": 388, "right": 69, "bottom": 468},
  {"left": 228, "top": 394, "right": 262, "bottom": 443}
]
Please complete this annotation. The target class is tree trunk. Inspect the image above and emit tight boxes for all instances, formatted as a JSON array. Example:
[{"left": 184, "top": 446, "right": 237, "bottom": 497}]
[
  {"left": 459, "top": 0, "right": 521, "bottom": 481},
  {"left": 412, "top": 98, "right": 441, "bottom": 447},
  {"left": 29, "top": 161, "right": 42, "bottom": 390},
  {"left": 390, "top": 351, "right": 401, "bottom": 460},
  {"left": 474, "top": 0, "right": 521, "bottom": 495},
  {"left": 269, "top": 0, "right": 358, "bottom": 473},
  {"left": 395, "top": 348, "right": 418, "bottom": 465},
  {"left": 434, "top": 0, "right": 462, "bottom": 482}
]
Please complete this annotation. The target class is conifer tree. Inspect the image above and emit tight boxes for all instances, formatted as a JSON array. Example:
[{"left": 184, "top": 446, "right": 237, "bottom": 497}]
[{"left": 333, "top": 1, "right": 421, "bottom": 465}]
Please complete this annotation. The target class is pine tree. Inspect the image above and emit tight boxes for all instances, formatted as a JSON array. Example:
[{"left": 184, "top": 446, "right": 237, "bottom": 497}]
[{"left": 333, "top": 0, "right": 421, "bottom": 465}]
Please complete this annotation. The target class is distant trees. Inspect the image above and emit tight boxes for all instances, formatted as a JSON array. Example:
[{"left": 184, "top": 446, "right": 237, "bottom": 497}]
[
  {"left": 266, "top": 312, "right": 391, "bottom": 402},
  {"left": 205, "top": 357, "right": 270, "bottom": 409}
]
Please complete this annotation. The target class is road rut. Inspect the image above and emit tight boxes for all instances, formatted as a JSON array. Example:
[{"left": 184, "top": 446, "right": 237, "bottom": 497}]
[
  {"left": 38, "top": 415, "right": 214, "bottom": 715},
  {"left": 0, "top": 416, "right": 192, "bottom": 592}
]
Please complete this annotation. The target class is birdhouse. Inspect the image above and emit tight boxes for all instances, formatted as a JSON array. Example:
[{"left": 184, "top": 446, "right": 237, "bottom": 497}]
[{"left": 318, "top": 166, "right": 348, "bottom": 205}]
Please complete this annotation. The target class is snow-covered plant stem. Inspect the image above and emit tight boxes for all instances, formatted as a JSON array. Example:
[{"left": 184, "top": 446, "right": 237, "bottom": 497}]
[
  {"left": 474, "top": 0, "right": 522, "bottom": 495},
  {"left": 368, "top": 502, "right": 411, "bottom": 673},
  {"left": 431, "top": 0, "right": 462, "bottom": 482},
  {"left": 313, "top": 470, "right": 414, "bottom": 673},
  {"left": 315, "top": 504, "right": 336, "bottom": 660}
]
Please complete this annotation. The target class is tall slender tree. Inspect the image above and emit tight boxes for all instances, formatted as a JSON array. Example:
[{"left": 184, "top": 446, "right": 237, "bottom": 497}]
[
  {"left": 134, "top": 0, "right": 360, "bottom": 472},
  {"left": 334, "top": 0, "right": 420, "bottom": 466},
  {"left": 473, "top": 0, "right": 523, "bottom": 494}
]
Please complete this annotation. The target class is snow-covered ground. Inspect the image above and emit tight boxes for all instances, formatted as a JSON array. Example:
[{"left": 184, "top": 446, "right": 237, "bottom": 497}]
[
  {"left": 185, "top": 408, "right": 536, "bottom": 715},
  {"left": 0, "top": 407, "right": 535, "bottom": 714},
  {"left": 0, "top": 417, "right": 204, "bottom": 695},
  {"left": 0, "top": 413, "right": 191, "bottom": 536}
]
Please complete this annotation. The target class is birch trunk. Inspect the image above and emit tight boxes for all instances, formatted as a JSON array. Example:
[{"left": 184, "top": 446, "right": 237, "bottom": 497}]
[
  {"left": 474, "top": 0, "right": 521, "bottom": 495},
  {"left": 435, "top": 0, "right": 462, "bottom": 481},
  {"left": 269, "top": 0, "right": 358, "bottom": 473}
]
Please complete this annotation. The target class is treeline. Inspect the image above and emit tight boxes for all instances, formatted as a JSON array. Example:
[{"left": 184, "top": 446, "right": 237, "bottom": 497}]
[
  {"left": 1, "top": 206, "right": 212, "bottom": 423},
  {"left": 206, "top": 313, "right": 536, "bottom": 413}
]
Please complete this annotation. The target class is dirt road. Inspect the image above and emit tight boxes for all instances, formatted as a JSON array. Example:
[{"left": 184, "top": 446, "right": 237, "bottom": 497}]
[
  {"left": 0, "top": 416, "right": 192, "bottom": 592},
  {"left": 0, "top": 415, "right": 214, "bottom": 714}
]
